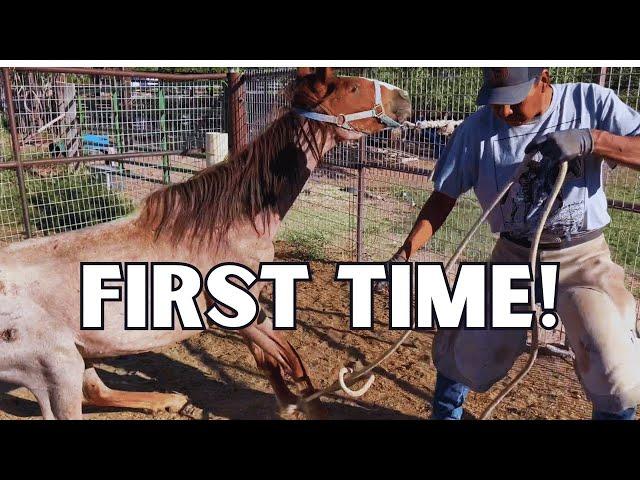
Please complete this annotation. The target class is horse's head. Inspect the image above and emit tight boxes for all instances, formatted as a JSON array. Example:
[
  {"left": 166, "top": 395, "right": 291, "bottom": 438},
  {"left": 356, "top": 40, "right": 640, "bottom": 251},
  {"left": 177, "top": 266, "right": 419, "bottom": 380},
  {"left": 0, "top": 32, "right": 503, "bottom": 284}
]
[{"left": 291, "top": 67, "right": 412, "bottom": 140}]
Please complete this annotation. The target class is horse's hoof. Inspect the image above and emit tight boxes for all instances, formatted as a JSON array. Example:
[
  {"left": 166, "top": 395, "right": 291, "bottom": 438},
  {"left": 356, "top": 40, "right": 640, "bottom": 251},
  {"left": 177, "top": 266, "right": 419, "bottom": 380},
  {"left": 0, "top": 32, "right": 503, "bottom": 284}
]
[
  {"left": 278, "top": 403, "right": 306, "bottom": 420},
  {"left": 180, "top": 403, "right": 206, "bottom": 420},
  {"left": 144, "top": 392, "right": 190, "bottom": 414},
  {"left": 296, "top": 399, "right": 329, "bottom": 420},
  {"left": 164, "top": 393, "right": 190, "bottom": 413},
  {"left": 278, "top": 400, "right": 329, "bottom": 420}
]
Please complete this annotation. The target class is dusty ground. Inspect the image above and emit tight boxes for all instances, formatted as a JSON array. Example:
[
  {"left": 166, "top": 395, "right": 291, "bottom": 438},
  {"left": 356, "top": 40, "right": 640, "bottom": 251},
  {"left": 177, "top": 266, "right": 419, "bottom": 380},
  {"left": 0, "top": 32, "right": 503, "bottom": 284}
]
[{"left": 0, "top": 242, "right": 615, "bottom": 421}]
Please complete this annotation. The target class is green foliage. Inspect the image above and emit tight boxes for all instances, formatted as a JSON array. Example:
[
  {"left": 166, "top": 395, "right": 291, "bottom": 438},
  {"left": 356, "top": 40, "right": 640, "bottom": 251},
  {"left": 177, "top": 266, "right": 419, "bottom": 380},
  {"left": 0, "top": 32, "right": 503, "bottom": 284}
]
[
  {"left": 0, "top": 167, "right": 135, "bottom": 236},
  {"left": 0, "top": 171, "right": 21, "bottom": 228},
  {"left": 279, "top": 230, "right": 328, "bottom": 261}
]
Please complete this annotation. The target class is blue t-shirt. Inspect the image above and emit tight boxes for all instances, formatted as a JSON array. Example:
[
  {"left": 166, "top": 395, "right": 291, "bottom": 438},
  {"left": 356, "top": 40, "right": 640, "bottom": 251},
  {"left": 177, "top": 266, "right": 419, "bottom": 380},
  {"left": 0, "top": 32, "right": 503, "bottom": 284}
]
[{"left": 432, "top": 83, "right": 640, "bottom": 241}]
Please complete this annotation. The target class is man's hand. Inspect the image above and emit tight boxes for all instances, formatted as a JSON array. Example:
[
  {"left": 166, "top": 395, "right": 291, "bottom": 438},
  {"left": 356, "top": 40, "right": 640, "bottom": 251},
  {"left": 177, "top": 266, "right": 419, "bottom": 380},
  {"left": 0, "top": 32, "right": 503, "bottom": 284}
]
[
  {"left": 372, "top": 191, "right": 456, "bottom": 295},
  {"left": 525, "top": 128, "right": 593, "bottom": 164},
  {"left": 373, "top": 252, "right": 408, "bottom": 294}
]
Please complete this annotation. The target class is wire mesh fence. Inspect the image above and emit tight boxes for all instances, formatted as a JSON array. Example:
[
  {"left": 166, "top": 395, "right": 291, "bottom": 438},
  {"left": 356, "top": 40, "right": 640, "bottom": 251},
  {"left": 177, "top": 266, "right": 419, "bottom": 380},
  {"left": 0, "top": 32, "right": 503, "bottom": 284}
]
[
  {"left": 241, "top": 66, "right": 640, "bottom": 349},
  {"left": 10, "top": 71, "right": 227, "bottom": 159},
  {"left": 0, "top": 78, "right": 12, "bottom": 164},
  {"left": 0, "top": 68, "right": 225, "bottom": 244},
  {"left": 240, "top": 67, "right": 495, "bottom": 265},
  {"left": 2, "top": 66, "right": 640, "bottom": 343}
]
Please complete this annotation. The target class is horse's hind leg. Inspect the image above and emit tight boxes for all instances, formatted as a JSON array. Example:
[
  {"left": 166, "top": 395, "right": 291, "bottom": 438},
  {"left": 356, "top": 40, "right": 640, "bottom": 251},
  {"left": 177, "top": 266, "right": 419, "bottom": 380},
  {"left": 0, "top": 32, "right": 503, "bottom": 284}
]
[{"left": 82, "top": 366, "right": 188, "bottom": 414}]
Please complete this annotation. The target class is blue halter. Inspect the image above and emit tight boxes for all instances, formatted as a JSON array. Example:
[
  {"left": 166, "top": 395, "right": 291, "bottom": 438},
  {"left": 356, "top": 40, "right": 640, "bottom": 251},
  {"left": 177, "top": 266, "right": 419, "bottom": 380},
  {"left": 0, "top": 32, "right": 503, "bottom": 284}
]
[{"left": 293, "top": 79, "right": 403, "bottom": 131}]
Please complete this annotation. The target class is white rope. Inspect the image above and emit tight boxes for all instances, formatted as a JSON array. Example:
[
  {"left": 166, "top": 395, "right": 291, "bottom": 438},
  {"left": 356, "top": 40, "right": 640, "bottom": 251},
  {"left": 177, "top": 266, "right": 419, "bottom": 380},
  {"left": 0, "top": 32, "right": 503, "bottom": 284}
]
[
  {"left": 401, "top": 119, "right": 463, "bottom": 135},
  {"left": 479, "top": 160, "right": 569, "bottom": 420},
  {"left": 299, "top": 155, "right": 569, "bottom": 421},
  {"left": 338, "top": 367, "right": 376, "bottom": 398}
]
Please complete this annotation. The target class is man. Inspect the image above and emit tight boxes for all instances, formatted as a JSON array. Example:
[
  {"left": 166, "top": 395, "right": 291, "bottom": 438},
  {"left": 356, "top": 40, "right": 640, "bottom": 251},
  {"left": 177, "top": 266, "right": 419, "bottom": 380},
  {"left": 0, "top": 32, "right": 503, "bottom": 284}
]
[{"left": 387, "top": 67, "right": 640, "bottom": 420}]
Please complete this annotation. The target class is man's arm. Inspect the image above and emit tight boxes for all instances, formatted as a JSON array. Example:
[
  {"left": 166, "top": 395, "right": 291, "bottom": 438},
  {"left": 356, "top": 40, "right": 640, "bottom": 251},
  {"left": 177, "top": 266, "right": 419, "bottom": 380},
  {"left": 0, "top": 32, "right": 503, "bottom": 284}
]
[
  {"left": 394, "top": 190, "right": 457, "bottom": 260},
  {"left": 525, "top": 128, "right": 640, "bottom": 172},
  {"left": 389, "top": 120, "right": 471, "bottom": 263},
  {"left": 591, "top": 130, "right": 640, "bottom": 171}
]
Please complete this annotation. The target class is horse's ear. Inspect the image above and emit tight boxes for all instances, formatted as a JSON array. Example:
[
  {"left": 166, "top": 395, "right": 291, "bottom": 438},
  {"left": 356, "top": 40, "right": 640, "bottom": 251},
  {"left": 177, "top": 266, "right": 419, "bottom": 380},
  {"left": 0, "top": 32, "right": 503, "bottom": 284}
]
[
  {"left": 297, "top": 67, "right": 314, "bottom": 79},
  {"left": 315, "top": 67, "right": 334, "bottom": 84}
]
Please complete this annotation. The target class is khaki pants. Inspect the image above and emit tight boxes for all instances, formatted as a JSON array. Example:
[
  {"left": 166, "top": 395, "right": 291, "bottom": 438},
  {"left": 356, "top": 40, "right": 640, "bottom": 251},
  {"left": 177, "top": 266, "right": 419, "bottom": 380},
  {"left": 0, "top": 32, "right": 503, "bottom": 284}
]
[{"left": 432, "top": 234, "right": 640, "bottom": 413}]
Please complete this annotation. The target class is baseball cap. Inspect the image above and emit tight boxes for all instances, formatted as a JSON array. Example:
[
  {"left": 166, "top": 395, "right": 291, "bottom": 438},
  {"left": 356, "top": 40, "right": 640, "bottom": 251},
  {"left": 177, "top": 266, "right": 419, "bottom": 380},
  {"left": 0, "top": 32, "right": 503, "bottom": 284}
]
[{"left": 476, "top": 67, "right": 544, "bottom": 106}]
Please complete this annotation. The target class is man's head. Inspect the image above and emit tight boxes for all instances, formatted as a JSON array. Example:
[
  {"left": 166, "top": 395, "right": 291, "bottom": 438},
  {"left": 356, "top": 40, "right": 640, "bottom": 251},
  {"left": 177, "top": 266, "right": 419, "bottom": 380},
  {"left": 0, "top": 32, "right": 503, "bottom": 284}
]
[{"left": 477, "top": 67, "right": 552, "bottom": 127}]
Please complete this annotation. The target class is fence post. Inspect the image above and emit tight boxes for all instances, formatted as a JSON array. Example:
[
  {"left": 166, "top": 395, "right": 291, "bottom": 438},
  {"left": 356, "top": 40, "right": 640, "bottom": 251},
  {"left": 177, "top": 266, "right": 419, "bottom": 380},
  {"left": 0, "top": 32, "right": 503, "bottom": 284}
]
[
  {"left": 2, "top": 68, "right": 32, "bottom": 239},
  {"left": 227, "top": 69, "right": 248, "bottom": 155},
  {"left": 111, "top": 89, "right": 125, "bottom": 174},
  {"left": 598, "top": 67, "right": 608, "bottom": 87},
  {"left": 158, "top": 87, "right": 170, "bottom": 184},
  {"left": 205, "top": 132, "right": 228, "bottom": 167},
  {"left": 356, "top": 137, "right": 366, "bottom": 262},
  {"left": 598, "top": 67, "right": 611, "bottom": 189},
  {"left": 111, "top": 90, "right": 124, "bottom": 152}
]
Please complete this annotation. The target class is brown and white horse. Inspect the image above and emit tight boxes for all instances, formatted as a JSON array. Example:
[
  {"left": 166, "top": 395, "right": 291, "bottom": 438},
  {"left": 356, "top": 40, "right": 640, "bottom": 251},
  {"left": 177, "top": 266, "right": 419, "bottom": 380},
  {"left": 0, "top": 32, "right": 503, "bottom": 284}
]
[{"left": 0, "top": 67, "right": 411, "bottom": 419}]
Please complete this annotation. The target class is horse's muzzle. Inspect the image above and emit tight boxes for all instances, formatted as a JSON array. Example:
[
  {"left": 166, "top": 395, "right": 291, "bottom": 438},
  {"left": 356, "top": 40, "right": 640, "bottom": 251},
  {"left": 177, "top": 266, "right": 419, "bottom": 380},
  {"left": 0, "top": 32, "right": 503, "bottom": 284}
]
[
  {"left": 392, "top": 91, "right": 412, "bottom": 123},
  {"left": 395, "top": 107, "right": 412, "bottom": 124}
]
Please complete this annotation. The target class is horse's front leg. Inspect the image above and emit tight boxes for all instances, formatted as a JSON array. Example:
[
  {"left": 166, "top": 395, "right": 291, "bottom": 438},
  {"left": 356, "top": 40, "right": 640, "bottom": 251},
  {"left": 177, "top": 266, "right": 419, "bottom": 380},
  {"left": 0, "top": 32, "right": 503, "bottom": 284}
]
[
  {"left": 238, "top": 307, "right": 326, "bottom": 419},
  {"left": 240, "top": 314, "right": 299, "bottom": 415},
  {"left": 31, "top": 343, "right": 85, "bottom": 420},
  {"left": 7, "top": 303, "right": 86, "bottom": 420}
]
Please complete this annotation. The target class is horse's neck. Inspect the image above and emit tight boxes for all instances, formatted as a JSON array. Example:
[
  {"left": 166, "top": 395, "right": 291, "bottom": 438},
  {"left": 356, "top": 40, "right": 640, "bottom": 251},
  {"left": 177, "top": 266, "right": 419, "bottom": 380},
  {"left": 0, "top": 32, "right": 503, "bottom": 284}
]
[{"left": 261, "top": 124, "right": 337, "bottom": 239}]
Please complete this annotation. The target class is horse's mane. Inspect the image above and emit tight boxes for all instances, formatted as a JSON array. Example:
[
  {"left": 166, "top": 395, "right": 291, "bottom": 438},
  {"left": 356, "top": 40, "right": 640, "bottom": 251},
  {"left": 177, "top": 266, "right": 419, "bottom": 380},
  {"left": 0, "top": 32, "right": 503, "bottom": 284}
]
[{"left": 137, "top": 102, "right": 333, "bottom": 248}]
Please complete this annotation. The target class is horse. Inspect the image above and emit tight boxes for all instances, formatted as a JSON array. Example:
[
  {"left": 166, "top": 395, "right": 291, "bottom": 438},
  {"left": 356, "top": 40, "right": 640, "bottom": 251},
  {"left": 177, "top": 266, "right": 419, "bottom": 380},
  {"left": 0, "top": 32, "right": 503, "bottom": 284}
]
[{"left": 0, "top": 67, "right": 412, "bottom": 419}]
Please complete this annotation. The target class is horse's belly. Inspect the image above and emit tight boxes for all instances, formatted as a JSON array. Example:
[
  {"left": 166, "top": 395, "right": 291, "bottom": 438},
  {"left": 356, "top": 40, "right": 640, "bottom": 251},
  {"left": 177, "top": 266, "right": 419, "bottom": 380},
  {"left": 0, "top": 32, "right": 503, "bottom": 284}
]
[{"left": 77, "top": 324, "right": 202, "bottom": 358}]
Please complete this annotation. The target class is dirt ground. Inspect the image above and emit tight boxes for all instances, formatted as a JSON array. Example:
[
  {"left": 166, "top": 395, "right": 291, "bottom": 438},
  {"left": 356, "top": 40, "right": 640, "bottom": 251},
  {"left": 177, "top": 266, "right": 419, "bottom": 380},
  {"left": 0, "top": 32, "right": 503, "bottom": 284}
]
[{"left": 0, "top": 241, "right": 611, "bottom": 421}]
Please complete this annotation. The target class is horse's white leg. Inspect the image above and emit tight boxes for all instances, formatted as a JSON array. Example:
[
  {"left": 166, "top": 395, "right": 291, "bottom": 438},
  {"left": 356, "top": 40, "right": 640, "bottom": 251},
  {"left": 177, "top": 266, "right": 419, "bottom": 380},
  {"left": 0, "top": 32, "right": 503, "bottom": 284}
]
[
  {"left": 82, "top": 367, "right": 188, "bottom": 414},
  {"left": 32, "top": 388, "right": 55, "bottom": 420},
  {"left": 0, "top": 297, "right": 84, "bottom": 419},
  {"left": 48, "top": 384, "right": 84, "bottom": 420},
  {"left": 28, "top": 344, "right": 85, "bottom": 420},
  {"left": 47, "top": 345, "right": 86, "bottom": 419}
]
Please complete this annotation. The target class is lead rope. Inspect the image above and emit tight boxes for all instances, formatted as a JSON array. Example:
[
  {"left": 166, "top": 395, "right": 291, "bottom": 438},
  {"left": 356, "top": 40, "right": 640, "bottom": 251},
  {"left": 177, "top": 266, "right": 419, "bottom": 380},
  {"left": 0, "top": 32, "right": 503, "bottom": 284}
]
[
  {"left": 479, "top": 160, "right": 568, "bottom": 420},
  {"left": 298, "top": 147, "right": 569, "bottom": 420}
]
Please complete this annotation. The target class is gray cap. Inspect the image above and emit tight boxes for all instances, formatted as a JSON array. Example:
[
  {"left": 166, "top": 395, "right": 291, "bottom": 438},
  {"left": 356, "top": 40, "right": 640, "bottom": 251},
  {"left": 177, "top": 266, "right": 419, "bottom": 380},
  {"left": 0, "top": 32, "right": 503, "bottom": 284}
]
[{"left": 476, "top": 67, "right": 544, "bottom": 106}]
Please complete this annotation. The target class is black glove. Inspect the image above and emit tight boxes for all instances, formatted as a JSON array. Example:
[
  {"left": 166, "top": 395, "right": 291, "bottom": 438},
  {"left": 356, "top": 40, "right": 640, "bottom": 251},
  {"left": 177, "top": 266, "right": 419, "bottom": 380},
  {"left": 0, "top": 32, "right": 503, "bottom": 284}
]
[
  {"left": 525, "top": 128, "right": 593, "bottom": 164},
  {"left": 373, "top": 252, "right": 408, "bottom": 294}
]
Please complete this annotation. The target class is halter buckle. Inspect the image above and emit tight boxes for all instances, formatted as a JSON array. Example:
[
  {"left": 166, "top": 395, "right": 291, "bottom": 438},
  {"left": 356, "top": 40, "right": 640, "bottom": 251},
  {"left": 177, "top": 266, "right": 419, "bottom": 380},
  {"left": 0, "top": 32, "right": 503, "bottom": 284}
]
[
  {"left": 373, "top": 104, "right": 385, "bottom": 117},
  {"left": 336, "top": 114, "right": 348, "bottom": 127}
]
